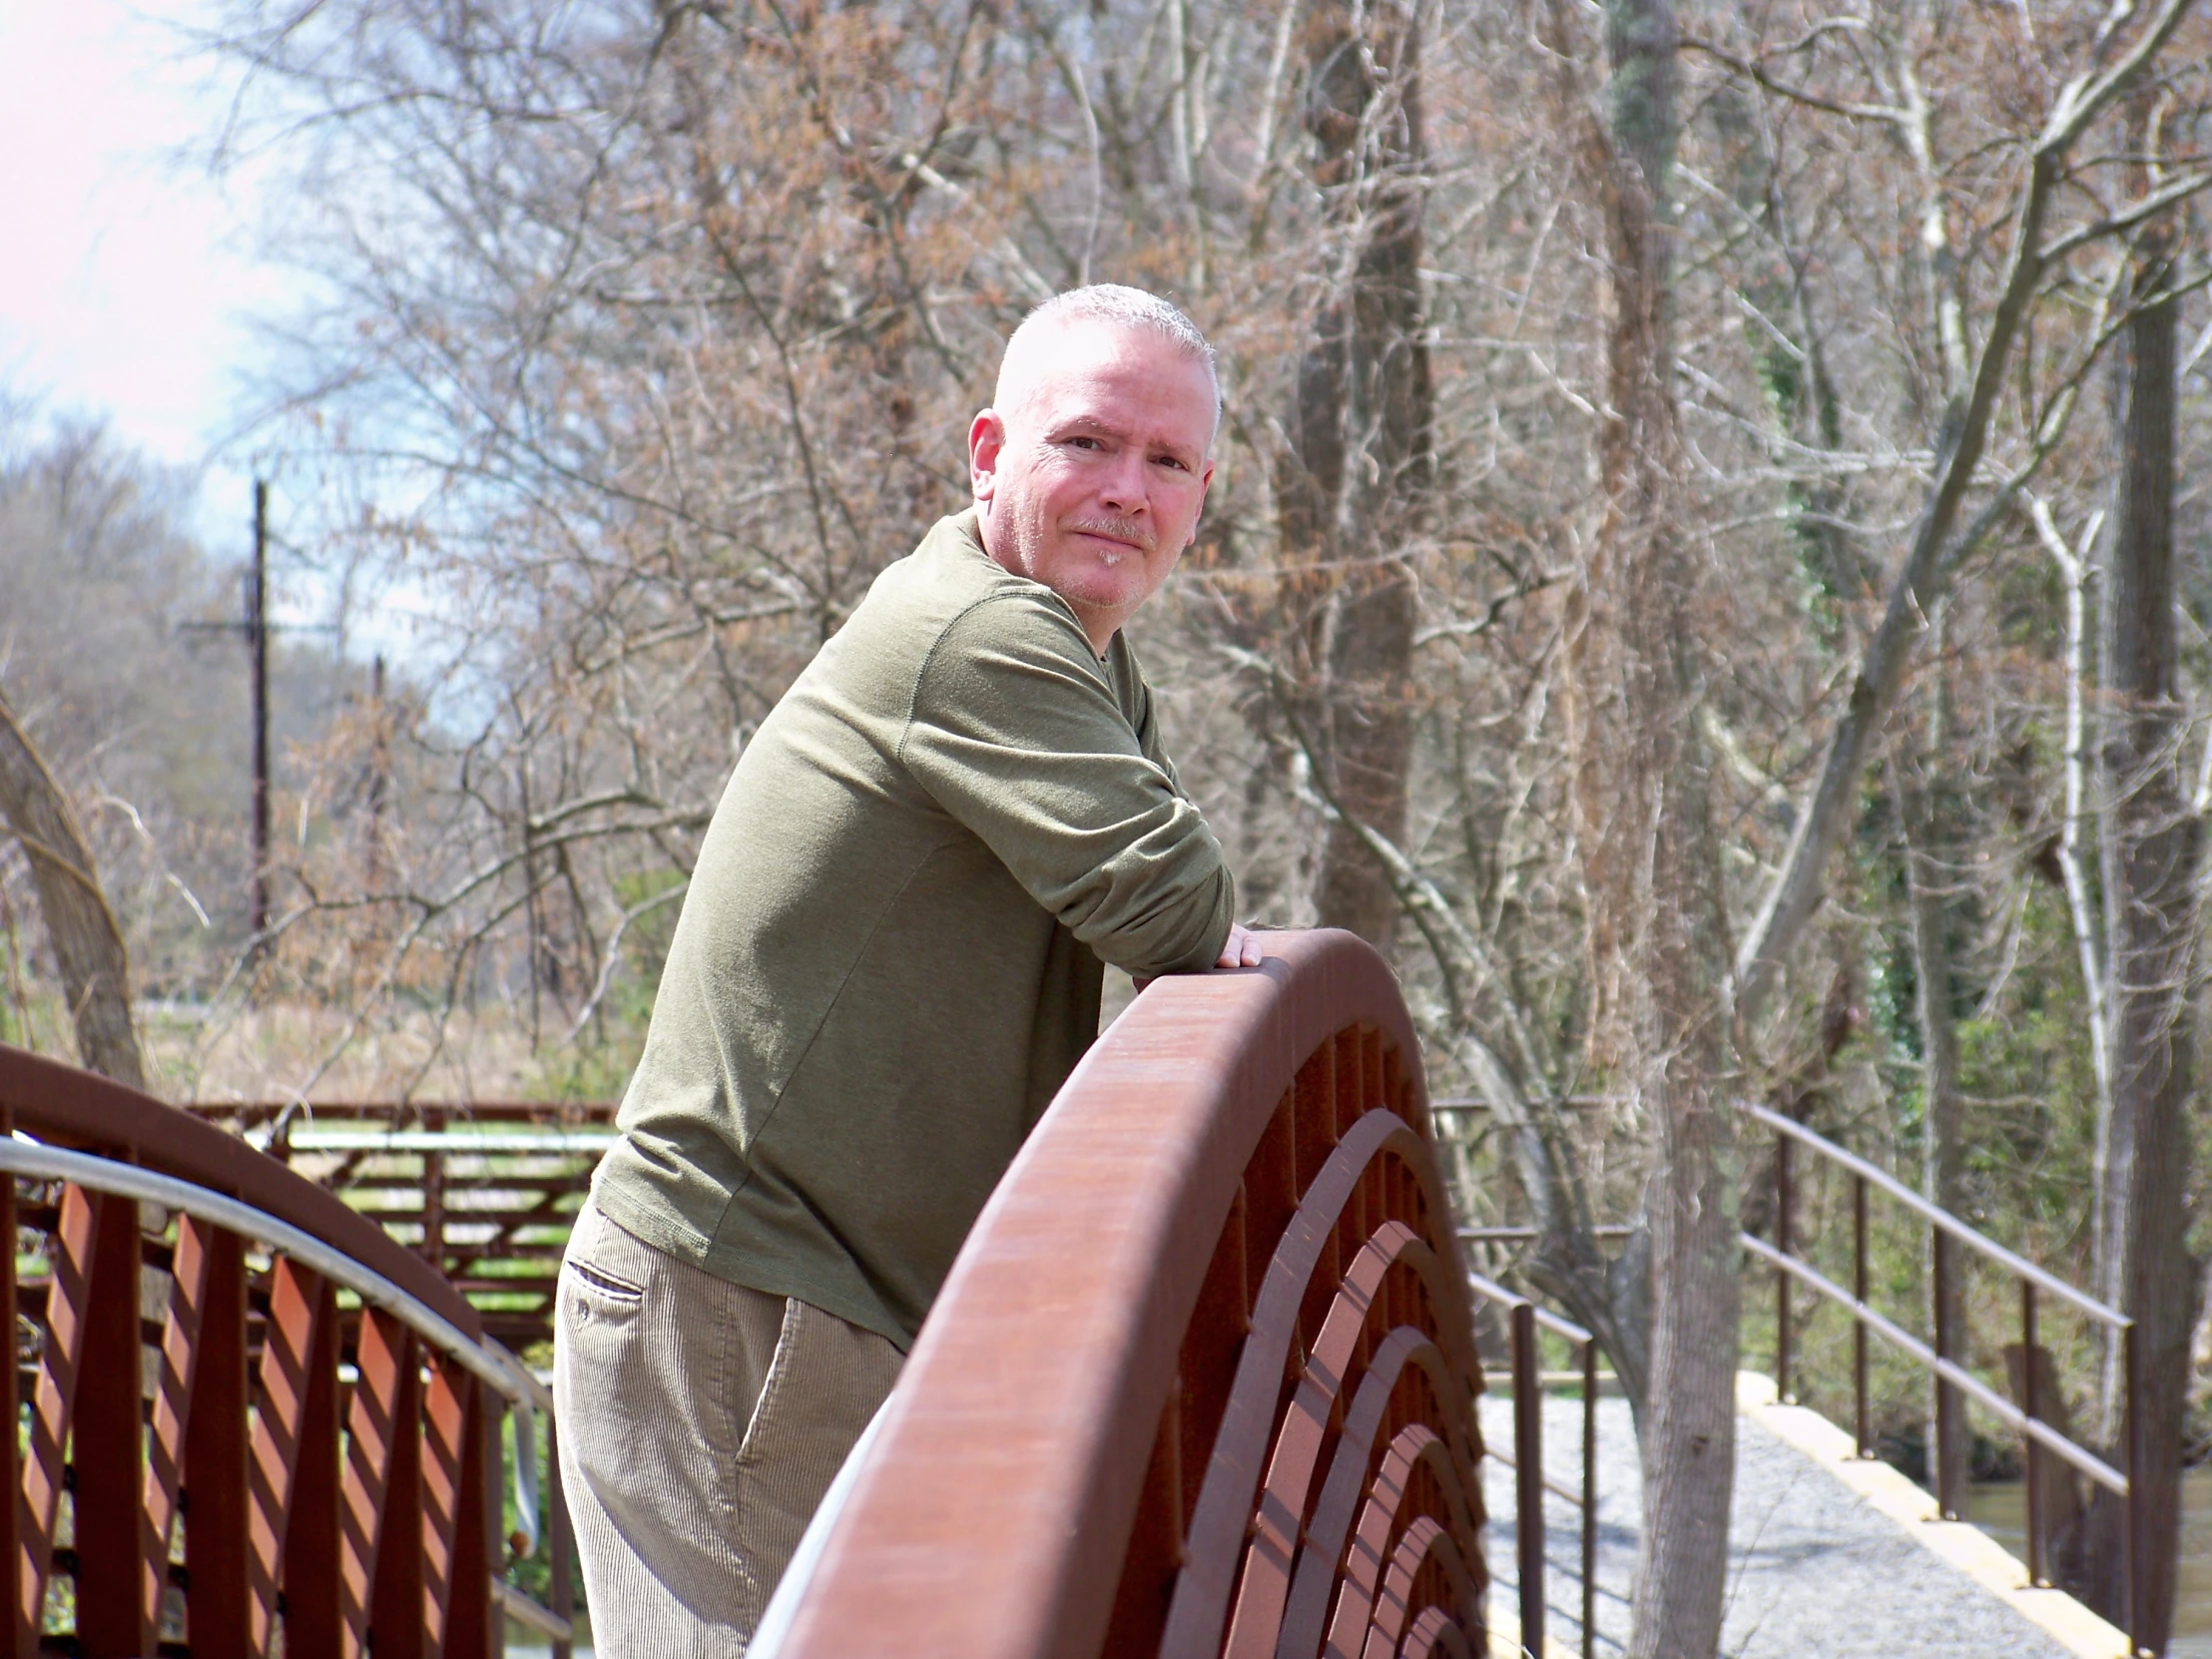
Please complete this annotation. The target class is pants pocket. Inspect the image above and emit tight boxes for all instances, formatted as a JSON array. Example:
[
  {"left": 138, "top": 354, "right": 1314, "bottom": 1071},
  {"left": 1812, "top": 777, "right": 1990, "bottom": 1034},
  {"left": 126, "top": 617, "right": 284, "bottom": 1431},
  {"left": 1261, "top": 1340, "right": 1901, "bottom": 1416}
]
[{"left": 737, "top": 1297, "right": 806, "bottom": 1467}]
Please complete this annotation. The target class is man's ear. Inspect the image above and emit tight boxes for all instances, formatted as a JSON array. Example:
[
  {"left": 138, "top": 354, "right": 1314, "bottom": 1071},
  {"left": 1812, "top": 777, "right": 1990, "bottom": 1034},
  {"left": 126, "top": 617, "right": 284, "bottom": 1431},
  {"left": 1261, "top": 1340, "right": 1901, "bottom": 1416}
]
[
  {"left": 1183, "top": 459, "right": 1217, "bottom": 548},
  {"left": 968, "top": 409, "right": 1006, "bottom": 502}
]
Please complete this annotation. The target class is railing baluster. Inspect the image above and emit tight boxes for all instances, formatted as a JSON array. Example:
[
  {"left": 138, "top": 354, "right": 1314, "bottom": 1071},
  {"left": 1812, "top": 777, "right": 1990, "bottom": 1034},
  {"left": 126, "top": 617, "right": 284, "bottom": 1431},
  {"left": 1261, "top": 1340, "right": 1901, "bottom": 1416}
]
[
  {"left": 145, "top": 1214, "right": 219, "bottom": 1648},
  {"left": 283, "top": 1271, "right": 344, "bottom": 1659},
  {"left": 183, "top": 1227, "right": 252, "bottom": 1653},
  {"left": 0, "top": 1147, "right": 18, "bottom": 1655},
  {"left": 420, "top": 1354, "right": 475, "bottom": 1653},
  {"left": 342, "top": 1309, "right": 421, "bottom": 1659},
  {"left": 2124, "top": 1323, "right": 2143, "bottom": 1657},
  {"left": 1581, "top": 1337, "right": 1596, "bottom": 1659},
  {"left": 80, "top": 1192, "right": 150, "bottom": 1650},
  {"left": 250, "top": 1257, "right": 332, "bottom": 1656},
  {"left": 1932, "top": 1226, "right": 1960, "bottom": 1519},
  {"left": 1511, "top": 1300, "right": 1543, "bottom": 1659},
  {"left": 547, "top": 1413, "right": 576, "bottom": 1659},
  {"left": 23, "top": 1184, "right": 87, "bottom": 1651},
  {"left": 1775, "top": 1131, "right": 1793, "bottom": 1402},
  {"left": 2020, "top": 1279, "right": 2042, "bottom": 1589},
  {"left": 1853, "top": 1173, "right": 1869, "bottom": 1458},
  {"left": 451, "top": 1372, "right": 499, "bottom": 1659},
  {"left": 423, "top": 1106, "right": 447, "bottom": 1273}
]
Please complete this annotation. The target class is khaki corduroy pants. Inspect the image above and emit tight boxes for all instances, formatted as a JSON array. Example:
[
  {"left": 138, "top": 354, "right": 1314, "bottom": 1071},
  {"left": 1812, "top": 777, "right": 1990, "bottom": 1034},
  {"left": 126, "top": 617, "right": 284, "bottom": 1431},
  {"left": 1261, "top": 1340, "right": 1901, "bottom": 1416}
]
[{"left": 553, "top": 1197, "right": 903, "bottom": 1655}]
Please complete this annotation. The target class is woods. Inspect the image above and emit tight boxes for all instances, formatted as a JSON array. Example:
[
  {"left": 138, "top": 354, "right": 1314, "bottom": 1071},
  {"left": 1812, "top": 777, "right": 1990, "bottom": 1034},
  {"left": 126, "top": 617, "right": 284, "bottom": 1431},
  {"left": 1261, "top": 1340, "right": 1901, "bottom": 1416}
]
[{"left": 3, "top": 0, "right": 2211, "bottom": 1649}]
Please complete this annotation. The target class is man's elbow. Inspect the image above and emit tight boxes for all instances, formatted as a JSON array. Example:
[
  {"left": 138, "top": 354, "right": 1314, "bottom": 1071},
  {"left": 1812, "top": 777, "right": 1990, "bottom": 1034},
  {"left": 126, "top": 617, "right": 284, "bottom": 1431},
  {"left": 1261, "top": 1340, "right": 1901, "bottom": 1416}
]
[{"left": 1090, "top": 870, "right": 1235, "bottom": 979}]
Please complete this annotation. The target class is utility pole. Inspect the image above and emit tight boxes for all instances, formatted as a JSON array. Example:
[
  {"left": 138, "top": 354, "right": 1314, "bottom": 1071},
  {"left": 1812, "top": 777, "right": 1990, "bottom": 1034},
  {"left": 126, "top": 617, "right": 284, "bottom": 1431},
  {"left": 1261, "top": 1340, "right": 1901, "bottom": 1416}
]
[
  {"left": 364, "top": 653, "right": 389, "bottom": 893},
  {"left": 250, "top": 480, "right": 271, "bottom": 941}
]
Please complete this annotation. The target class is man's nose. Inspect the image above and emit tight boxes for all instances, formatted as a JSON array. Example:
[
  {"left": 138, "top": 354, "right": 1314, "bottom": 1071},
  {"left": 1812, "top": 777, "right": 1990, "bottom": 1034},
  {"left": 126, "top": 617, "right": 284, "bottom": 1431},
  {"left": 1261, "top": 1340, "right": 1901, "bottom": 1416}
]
[{"left": 1096, "top": 449, "right": 1149, "bottom": 513}]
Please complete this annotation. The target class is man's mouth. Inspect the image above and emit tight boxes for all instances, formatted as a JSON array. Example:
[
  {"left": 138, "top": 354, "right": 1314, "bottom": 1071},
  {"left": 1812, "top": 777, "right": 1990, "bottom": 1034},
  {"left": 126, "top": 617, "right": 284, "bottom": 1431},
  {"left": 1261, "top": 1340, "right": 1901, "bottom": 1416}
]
[{"left": 1069, "top": 520, "right": 1151, "bottom": 559}]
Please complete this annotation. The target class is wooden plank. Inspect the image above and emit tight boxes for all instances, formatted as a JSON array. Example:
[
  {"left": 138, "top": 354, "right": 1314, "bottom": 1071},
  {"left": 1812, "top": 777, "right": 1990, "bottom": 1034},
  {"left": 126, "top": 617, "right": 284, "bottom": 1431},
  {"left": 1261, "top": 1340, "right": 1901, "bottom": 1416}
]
[
  {"left": 143, "top": 1214, "right": 219, "bottom": 1649},
  {"left": 448, "top": 1380, "right": 499, "bottom": 1659},
  {"left": 0, "top": 1146, "right": 18, "bottom": 1655},
  {"left": 249, "top": 1259, "right": 330, "bottom": 1657},
  {"left": 340, "top": 1308, "right": 418, "bottom": 1659},
  {"left": 21, "top": 1187, "right": 136, "bottom": 1656},
  {"left": 183, "top": 1228, "right": 252, "bottom": 1655},
  {"left": 284, "top": 1274, "right": 344, "bottom": 1659},
  {"left": 21, "top": 1185, "right": 89, "bottom": 1654},
  {"left": 419, "top": 1357, "right": 470, "bottom": 1652},
  {"left": 66, "top": 1183, "right": 145, "bottom": 1659}
]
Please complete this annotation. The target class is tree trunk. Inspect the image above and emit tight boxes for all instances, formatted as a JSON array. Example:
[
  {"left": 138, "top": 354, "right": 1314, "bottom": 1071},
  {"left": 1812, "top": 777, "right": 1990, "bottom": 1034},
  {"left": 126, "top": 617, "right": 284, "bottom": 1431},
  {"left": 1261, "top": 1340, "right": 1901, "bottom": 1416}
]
[
  {"left": 1898, "top": 686, "right": 1969, "bottom": 1513},
  {"left": 0, "top": 692, "right": 146, "bottom": 1091},
  {"left": 1276, "top": 0, "right": 1432, "bottom": 958},
  {"left": 1557, "top": 0, "right": 1741, "bottom": 1652},
  {"left": 2080, "top": 231, "right": 2194, "bottom": 1653}
]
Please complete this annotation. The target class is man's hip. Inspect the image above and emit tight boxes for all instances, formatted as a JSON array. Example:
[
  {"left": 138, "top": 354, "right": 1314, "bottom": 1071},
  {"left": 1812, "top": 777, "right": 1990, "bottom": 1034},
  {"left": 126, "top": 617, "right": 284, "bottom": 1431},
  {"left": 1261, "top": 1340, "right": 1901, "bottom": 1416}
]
[{"left": 552, "top": 1195, "right": 902, "bottom": 1655}]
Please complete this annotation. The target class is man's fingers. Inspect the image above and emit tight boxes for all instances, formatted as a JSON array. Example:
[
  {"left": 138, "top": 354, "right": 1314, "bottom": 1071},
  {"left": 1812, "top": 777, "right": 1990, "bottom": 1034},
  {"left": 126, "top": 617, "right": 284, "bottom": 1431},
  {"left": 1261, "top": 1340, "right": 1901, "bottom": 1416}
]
[{"left": 1217, "top": 924, "right": 1266, "bottom": 968}]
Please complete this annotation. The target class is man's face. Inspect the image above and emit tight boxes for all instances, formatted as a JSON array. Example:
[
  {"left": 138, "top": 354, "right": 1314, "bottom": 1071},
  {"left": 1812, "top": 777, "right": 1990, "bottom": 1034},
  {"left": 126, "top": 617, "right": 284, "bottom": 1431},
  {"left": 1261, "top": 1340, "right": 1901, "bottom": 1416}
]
[{"left": 969, "top": 320, "right": 1216, "bottom": 653}]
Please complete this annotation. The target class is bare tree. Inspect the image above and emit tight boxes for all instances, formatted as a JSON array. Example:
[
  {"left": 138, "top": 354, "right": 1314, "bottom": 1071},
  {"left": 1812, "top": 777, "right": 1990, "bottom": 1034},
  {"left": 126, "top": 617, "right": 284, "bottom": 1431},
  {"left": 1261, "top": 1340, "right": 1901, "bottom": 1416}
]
[
  {"left": 2082, "top": 176, "right": 2196, "bottom": 1647},
  {"left": 1275, "top": 0, "right": 1432, "bottom": 958},
  {"left": 0, "top": 690, "right": 145, "bottom": 1089}
]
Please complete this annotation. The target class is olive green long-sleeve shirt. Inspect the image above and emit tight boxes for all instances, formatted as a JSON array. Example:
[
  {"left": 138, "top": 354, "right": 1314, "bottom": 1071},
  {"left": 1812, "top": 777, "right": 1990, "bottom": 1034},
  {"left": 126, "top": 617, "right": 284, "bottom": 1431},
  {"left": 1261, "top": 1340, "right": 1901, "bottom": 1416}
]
[{"left": 591, "top": 510, "right": 1235, "bottom": 1348}]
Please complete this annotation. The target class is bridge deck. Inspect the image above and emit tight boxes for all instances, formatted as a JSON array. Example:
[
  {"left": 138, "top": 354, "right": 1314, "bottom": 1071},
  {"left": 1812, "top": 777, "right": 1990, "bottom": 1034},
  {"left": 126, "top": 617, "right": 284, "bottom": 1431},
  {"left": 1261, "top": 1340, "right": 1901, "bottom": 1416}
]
[{"left": 1479, "top": 1381, "right": 2119, "bottom": 1659}]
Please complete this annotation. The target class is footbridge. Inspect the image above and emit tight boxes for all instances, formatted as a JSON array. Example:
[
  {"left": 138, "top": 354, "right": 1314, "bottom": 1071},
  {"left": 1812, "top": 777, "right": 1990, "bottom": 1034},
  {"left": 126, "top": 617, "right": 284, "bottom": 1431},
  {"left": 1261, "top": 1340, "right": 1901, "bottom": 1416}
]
[{"left": 0, "top": 927, "right": 2155, "bottom": 1657}]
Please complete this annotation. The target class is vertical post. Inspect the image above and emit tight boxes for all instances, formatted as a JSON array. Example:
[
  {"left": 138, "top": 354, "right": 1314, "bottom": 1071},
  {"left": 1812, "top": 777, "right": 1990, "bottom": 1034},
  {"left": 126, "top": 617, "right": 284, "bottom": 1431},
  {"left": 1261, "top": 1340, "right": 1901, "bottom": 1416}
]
[
  {"left": 182, "top": 1229, "right": 251, "bottom": 1654},
  {"left": 1853, "top": 1172, "right": 1870, "bottom": 1457},
  {"left": 2124, "top": 1322, "right": 2144, "bottom": 1656},
  {"left": 1775, "top": 1131, "right": 1793, "bottom": 1401},
  {"left": 2020, "top": 1279, "right": 2042, "bottom": 1588},
  {"left": 0, "top": 1129, "right": 18, "bottom": 1646},
  {"left": 250, "top": 479, "right": 271, "bottom": 945},
  {"left": 1511, "top": 1300, "right": 1543, "bottom": 1659},
  {"left": 1931, "top": 1227, "right": 1961, "bottom": 1519},
  {"left": 422, "top": 1107, "right": 447, "bottom": 1275},
  {"left": 67, "top": 1188, "right": 146, "bottom": 1659},
  {"left": 1580, "top": 1337, "right": 1596, "bottom": 1659},
  {"left": 283, "top": 1277, "right": 344, "bottom": 1659},
  {"left": 547, "top": 1414, "right": 575, "bottom": 1659}
]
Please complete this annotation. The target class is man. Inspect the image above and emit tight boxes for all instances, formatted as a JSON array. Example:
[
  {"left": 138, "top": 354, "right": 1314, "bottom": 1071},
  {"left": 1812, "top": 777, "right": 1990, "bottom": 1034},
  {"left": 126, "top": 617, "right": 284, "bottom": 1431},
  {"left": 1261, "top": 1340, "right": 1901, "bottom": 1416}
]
[{"left": 555, "top": 284, "right": 1261, "bottom": 1652}]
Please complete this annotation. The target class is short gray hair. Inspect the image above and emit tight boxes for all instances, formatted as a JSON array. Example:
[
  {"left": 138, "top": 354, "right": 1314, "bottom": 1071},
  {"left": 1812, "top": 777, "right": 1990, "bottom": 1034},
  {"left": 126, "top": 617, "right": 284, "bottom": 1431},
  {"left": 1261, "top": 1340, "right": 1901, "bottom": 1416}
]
[{"left": 994, "top": 283, "right": 1220, "bottom": 429}]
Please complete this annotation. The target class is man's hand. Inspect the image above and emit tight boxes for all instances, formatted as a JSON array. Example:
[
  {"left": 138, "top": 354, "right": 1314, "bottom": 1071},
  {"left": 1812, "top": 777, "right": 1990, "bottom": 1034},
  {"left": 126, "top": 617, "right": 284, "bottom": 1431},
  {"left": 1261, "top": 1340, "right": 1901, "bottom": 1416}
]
[{"left": 1217, "top": 923, "right": 1266, "bottom": 969}]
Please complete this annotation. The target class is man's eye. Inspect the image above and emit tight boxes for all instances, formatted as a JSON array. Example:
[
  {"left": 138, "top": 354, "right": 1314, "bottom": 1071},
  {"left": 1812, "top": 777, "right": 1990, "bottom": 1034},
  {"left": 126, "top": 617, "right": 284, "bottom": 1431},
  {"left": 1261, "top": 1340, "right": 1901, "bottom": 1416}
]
[
  {"left": 1067, "top": 435, "right": 1102, "bottom": 451},
  {"left": 1153, "top": 454, "right": 1189, "bottom": 471}
]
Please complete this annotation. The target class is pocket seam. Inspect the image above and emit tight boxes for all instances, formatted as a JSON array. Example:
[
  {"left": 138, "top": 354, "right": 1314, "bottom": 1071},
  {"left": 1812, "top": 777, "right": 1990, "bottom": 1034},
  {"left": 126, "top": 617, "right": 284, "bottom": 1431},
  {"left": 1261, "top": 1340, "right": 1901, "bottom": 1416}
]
[
  {"left": 736, "top": 1297, "right": 805, "bottom": 1467},
  {"left": 566, "top": 1257, "right": 646, "bottom": 1303}
]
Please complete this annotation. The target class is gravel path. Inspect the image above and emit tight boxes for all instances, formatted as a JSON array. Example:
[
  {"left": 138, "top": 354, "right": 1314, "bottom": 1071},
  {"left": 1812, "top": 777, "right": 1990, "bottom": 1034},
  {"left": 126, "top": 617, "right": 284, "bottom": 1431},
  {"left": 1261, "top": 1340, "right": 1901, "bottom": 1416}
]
[{"left": 1477, "top": 1392, "right": 2082, "bottom": 1658}]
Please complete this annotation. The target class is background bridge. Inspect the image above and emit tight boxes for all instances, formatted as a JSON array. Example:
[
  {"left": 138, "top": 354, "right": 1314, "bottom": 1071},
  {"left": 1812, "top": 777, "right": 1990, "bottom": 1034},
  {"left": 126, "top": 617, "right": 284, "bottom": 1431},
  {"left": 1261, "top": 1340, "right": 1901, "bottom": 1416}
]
[{"left": 0, "top": 927, "right": 2155, "bottom": 1658}]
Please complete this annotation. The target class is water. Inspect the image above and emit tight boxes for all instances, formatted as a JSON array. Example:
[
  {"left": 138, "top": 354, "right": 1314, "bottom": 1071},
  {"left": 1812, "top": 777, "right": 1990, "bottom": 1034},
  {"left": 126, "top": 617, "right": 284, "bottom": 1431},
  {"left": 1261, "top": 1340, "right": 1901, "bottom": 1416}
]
[{"left": 1970, "top": 1466, "right": 2212, "bottom": 1657}]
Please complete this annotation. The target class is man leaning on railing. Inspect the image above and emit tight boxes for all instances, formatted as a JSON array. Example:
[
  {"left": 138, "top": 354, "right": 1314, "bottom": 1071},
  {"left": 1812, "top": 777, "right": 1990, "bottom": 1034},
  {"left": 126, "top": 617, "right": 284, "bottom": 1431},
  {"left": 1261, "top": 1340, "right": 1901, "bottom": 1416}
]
[{"left": 554, "top": 284, "right": 1263, "bottom": 1655}]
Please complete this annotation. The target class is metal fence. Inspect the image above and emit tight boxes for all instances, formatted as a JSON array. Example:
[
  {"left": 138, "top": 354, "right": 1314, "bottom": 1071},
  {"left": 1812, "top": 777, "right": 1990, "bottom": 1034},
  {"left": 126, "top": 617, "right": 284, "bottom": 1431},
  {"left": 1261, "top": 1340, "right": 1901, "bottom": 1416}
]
[{"left": 1743, "top": 1101, "right": 2144, "bottom": 1653}]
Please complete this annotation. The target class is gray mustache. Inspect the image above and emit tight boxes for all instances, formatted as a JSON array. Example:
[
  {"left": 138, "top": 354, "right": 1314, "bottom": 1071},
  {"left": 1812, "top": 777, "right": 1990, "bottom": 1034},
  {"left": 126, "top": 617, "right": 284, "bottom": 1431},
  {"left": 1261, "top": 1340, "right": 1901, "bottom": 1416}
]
[{"left": 1067, "top": 518, "right": 1153, "bottom": 552}]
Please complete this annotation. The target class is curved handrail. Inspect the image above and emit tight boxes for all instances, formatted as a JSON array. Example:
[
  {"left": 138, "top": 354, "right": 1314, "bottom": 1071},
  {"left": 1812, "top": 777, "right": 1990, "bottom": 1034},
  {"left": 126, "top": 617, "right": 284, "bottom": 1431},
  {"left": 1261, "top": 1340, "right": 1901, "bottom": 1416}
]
[
  {"left": 0, "top": 1041, "right": 476, "bottom": 1336},
  {"left": 0, "top": 1138, "right": 531, "bottom": 1404},
  {"left": 763, "top": 927, "right": 1473, "bottom": 1659},
  {"left": 0, "top": 1041, "right": 568, "bottom": 1654}
]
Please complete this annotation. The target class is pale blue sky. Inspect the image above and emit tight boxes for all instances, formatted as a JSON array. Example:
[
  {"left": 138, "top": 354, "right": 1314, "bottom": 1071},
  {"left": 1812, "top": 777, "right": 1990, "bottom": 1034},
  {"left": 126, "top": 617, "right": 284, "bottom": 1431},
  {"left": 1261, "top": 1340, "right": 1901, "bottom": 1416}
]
[{"left": 0, "top": 0, "right": 287, "bottom": 552}]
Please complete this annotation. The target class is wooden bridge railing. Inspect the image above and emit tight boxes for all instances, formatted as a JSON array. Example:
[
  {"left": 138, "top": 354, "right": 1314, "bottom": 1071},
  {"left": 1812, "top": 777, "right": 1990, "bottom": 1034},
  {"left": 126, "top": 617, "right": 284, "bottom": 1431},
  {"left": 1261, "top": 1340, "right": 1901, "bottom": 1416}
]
[
  {"left": 758, "top": 928, "right": 1489, "bottom": 1659},
  {"left": 185, "top": 1100, "right": 616, "bottom": 1352},
  {"left": 0, "top": 1042, "right": 569, "bottom": 1658}
]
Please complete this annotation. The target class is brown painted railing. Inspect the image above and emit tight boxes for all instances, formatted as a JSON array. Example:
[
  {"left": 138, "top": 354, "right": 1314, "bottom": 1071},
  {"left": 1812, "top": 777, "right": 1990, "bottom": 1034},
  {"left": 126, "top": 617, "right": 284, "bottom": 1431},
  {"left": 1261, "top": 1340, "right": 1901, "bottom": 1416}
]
[
  {"left": 186, "top": 1101, "right": 615, "bottom": 1352},
  {"left": 0, "top": 1042, "right": 571, "bottom": 1658},
  {"left": 1745, "top": 1100, "right": 2144, "bottom": 1652},
  {"left": 1464, "top": 1271, "right": 1598, "bottom": 1659},
  {"left": 759, "top": 928, "right": 1488, "bottom": 1659}
]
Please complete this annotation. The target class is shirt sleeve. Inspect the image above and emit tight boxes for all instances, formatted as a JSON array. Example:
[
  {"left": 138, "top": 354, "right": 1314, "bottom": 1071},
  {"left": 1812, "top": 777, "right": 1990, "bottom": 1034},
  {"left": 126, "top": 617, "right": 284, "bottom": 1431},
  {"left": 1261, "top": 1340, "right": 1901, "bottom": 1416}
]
[{"left": 898, "top": 594, "right": 1235, "bottom": 976}]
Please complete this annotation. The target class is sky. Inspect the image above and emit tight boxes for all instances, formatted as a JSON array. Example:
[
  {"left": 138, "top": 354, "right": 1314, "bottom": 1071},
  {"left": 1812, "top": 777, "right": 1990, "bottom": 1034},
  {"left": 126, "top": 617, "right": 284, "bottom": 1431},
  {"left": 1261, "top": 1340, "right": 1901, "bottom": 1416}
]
[{"left": 0, "top": 0, "right": 293, "bottom": 560}]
